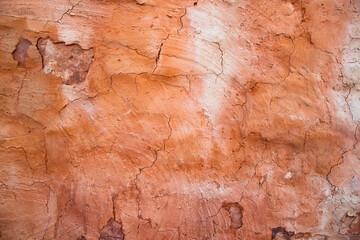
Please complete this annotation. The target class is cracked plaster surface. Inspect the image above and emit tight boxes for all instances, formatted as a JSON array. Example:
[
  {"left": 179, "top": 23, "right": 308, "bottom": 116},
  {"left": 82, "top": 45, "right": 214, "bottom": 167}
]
[{"left": 0, "top": 0, "right": 360, "bottom": 239}]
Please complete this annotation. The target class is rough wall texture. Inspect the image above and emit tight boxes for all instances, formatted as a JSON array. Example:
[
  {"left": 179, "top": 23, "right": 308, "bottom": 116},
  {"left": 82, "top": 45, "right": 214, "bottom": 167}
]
[{"left": 0, "top": 0, "right": 359, "bottom": 239}]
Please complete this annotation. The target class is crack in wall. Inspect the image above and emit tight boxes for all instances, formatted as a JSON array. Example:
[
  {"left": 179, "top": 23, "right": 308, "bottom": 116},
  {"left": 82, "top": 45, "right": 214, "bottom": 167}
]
[
  {"left": 162, "top": 114, "right": 172, "bottom": 152},
  {"left": 134, "top": 150, "right": 159, "bottom": 221},
  {"left": 57, "top": 0, "right": 83, "bottom": 23},
  {"left": 1, "top": 0, "right": 359, "bottom": 239}
]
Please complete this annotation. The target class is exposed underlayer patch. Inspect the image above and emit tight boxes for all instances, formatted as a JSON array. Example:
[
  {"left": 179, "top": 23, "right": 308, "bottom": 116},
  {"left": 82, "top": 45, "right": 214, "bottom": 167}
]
[
  {"left": 271, "top": 227, "right": 295, "bottom": 240},
  {"left": 36, "top": 38, "right": 94, "bottom": 85},
  {"left": 12, "top": 38, "right": 31, "bottom": 67},
  {"left": 222, "top": 202, "right": 243, "bottom": 229},
  {"left": 99, "top": 218, "right": 125, "bottom": 240}
]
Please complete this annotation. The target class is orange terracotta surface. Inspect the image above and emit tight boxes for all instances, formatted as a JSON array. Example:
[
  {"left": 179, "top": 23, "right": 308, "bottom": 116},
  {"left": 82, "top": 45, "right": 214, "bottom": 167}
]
[{"left": 0, "top": 0, "right": 359, "bottom": 239}]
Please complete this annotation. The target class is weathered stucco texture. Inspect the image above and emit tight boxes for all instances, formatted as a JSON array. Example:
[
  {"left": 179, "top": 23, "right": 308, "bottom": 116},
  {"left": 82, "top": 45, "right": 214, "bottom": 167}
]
[{"left": 0, "top": 0, "right": 360, "bottom": 239}]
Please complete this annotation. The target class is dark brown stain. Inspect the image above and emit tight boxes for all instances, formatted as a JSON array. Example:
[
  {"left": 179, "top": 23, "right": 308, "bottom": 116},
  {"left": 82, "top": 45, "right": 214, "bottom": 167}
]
[
  {"left": 12, "top": 38, "right": 32, "bottom": 67},
  {"left": 271, "top": 227, "right": 294, "bottom": 240},
  {"left": 222, "top": 202, "right": 243, "bottom": 229},
  {"left": 99, "top": 218, "right": 124, "bottom": 240}
]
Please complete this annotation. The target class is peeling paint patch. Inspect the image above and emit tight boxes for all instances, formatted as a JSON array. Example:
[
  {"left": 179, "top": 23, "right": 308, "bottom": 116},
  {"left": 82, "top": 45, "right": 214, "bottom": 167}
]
[
  {"left": 222, "top": 202, "right": 243, "bottom": 229},
  {"left": 12, "top": 38, "right": 32, "bottom": 67},
  {"left": 99, "top": 218, "right": 124, "bottom": 240},
  {"left": 271, "top": 227, "right": 294, "bottom": 240},
  {"left": 36, "top": 38, "right": 94, "bottom": 85},
  {"left": 284, "top": 172, "right": 293, "bottom": 179}
]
